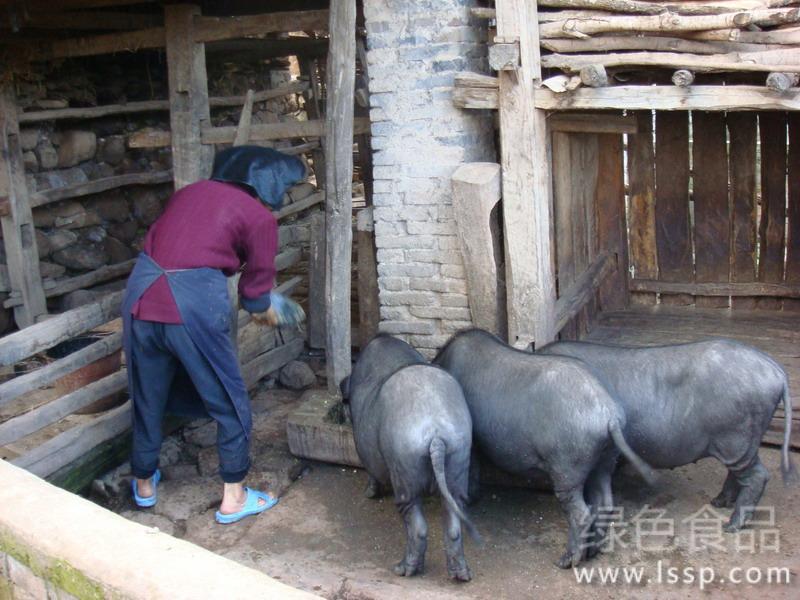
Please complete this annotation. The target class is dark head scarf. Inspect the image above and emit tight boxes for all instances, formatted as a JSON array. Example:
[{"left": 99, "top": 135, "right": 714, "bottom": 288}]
[{"left": 210, "top": 146, "right": 306, "bottom": 210}]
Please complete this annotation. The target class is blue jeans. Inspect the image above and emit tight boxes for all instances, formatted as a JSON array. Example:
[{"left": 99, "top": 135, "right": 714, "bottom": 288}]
[{"left": 129, "top": 319, "right": 250, "bottom": 483}]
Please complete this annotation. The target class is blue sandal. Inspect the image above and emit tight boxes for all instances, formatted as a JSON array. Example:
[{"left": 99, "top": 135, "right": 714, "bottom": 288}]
[
  {"left": 132, "top": 469, "right": 161, "bottom": 508},
  {"left": 215, "top": 487, "right": 278, "bottom": 524}
]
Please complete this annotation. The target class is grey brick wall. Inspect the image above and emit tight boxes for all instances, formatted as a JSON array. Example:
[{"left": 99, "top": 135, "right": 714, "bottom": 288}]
[{"left": 363, "top": 0, "right": 496, "bottom": 355}]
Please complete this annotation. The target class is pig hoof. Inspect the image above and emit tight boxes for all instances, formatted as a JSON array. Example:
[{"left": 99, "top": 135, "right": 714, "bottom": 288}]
[
  {"left": 556, "top": 551, "right": 582, "bottom": 569},
  {"left": 723, "top": 521, "right": 742, "bottom": 534},
  {"left": 393, "top": 560, "right": 423, "bottom": 577},
  {"left": 448, "top": 566, "right": 472, "bottom": 582},
  {"left": 711, "top": 496, "right": 735, "bottom": 509}
]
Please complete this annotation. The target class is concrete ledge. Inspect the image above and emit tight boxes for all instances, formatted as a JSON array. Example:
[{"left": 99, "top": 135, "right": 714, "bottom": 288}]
[{"left": 0, "top": 460, "right": 319, "bottom": 600}]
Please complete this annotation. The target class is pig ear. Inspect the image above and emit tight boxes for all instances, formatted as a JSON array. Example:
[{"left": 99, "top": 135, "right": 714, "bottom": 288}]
[{"left": 339, "top": 375, "right": 351, "bottom": 403}]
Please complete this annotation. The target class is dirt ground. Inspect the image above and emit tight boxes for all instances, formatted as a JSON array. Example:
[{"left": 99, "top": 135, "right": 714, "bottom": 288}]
[{"left": 114, "top": 388, "right": 800, "bottom": 600}]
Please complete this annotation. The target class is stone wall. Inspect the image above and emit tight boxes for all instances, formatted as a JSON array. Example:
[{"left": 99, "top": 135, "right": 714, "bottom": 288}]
[
  {"left": 363, "top": 0, "right": 497, "bottom": 356},
  {"left": 1, "top": 54, "right": 304, "bottom": 333}
]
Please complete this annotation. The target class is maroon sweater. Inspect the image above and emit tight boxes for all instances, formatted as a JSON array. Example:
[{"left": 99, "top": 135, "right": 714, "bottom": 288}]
[{"left": 132, "top": 180, "right": 277, "bottom": 323}]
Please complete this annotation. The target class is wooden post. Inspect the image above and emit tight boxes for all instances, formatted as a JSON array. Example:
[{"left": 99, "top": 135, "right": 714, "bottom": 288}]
[
  {"left": 165, "top": 4, "right": 213, "bottom": 190},
  {"left": 0, "top": 84, "right": 47, "bottom": 328},
  {"left": 356, "top": 208, "right": 380, "bottom": 349},
  {"left": 299, "top": 58, "right": 327, "bottom": 189},
  {"left": 324, "top": 0, "right": 356, "bottom": 393},
  {"left": 496, "top": 0, "right": 556, "bottom": 348},
  {"left": 451, "top": 163, "right": 505, "bottom": 337}
]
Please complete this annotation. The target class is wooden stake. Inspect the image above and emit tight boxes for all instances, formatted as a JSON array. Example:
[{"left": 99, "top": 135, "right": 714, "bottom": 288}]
[
  {"left": 323, "top": 0, "right": 356, "bottom": 393},
  {"left": 0, "top": 83, "right": 47, "bottom": 328},
  {"left": 232, "top": 89, "right": 255, "bottom": 147},
  {"left": 165, "top": 4, "right": 213, "bottom": 190},
  {"left": 356, "top": 208, "right": 380, "bottom": 349}
]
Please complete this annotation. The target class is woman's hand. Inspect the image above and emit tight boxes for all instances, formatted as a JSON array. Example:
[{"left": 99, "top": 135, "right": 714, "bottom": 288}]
[{"left": 251, "top": 292, "right": 305, "bottom": 327}]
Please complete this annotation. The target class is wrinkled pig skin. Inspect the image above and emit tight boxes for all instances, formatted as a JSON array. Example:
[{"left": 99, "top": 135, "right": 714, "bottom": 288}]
[
  {"left": 341, "top": 334, "right": 478, "bottom": 582},
  {"left": 435, "top": 329, "right": 656, "bottom": 569},
  {"left": 539, "top": 338, "right": 799, "bottom": 531}
]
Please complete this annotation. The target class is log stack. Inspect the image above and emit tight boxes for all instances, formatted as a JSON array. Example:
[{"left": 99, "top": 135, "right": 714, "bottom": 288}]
[{"left": 479, "top": 0, "right": 800, "bottom": 92}]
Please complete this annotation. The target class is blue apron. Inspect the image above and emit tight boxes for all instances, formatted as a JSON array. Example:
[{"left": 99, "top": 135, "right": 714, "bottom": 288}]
[{"left": 121, "top": 253, "right": 251, "bottom": 437}]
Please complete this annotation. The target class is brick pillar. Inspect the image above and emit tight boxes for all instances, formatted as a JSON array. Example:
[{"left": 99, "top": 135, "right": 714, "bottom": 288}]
[{"left": 363, "top": 0, "right": 496, "bottom": 355}]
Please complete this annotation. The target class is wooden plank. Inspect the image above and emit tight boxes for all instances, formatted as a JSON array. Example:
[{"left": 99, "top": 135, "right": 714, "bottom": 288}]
[
  {"left": 0, "top": 332, "right": 122, "bottom": 407},
  {"left": 242, "top": 338, "right": 304, "bottom": 390},
  {"left": 232, "top": 89, "right": 254, "bottom": 147},
  {"left": 4, "top": 259, "right": 136, "bottom": 308},
  {"left": 496, "top": 0, "right": 557, "bottom": 349},
  {"left": 0, "top": 84, "right": 48, "bottom": 328},
  {"left": 356, "top": 208, "right": 380, "bottom": 349},
  {"left": 655, "top": 111, "right": 693, "bottom": 305},
  {"left": 165, "top": 4, "right": 213, "bottom": 190},
  {"left": 0, "top": 290, "right": 123, "bottom": 367},
  {"left": 0, "top": 370, "right": 126, "bottom": 446},
  {"left": 307, "top": 212, "right": 326, "bottom": 350},
  {"left": 29, "top": 170, "right": 172, "bottom": 209},
  {"left": 630, "top": 280, "right": 800, "bottom": 297},
  {"left": 758, "top": 112, "right": 788, "bottom": 310},
  {"left": 787, "top": 113, "right": 800, "bottom": 312},
  {"left": 11, "top": 401, "right": 131, "bottom": 478},
  {"left": 451, "top": 163, "right": 505, "bottom": 336},
  {"left": 627, "top": 111, "right": 658, "bottom": 305},
  {"left": 18, "top": 82, "right": 309, "bottom": 123},
  {"left": 323, "top": 0, "right": 356, "bottom": 394},
  {"left": 727, "top": 112, "right": 759, "bottom": 310},
  {"left": 548, "top": 113, "right": 639, "bottom": 134},
  {"left": 11, "top": 10, "right": 161, "bottom": 31},
  {"left": 554, "top": 252, "right": 615, "bottom": 333},
  {"left": 48, "top": 27, "right": 165, "bottom": 59},
  {"left": 692, "top": 111, "right": 730, "bottom": 308},
  {"left": 595, "top": 133, "right": 629, "bottom": 311},
  {"left": 532, "top": 85, "right": 800, "bottom": 111}
]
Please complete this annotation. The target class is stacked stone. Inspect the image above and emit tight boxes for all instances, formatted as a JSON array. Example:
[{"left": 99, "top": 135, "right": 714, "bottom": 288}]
[{"left": 363, "top": 0, "right": 496, "bottom": 355}]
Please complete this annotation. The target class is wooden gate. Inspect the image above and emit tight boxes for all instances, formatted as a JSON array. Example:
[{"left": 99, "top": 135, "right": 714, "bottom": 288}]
[{"left": 626, "top": 110, "right": 800, "bottom": 310}]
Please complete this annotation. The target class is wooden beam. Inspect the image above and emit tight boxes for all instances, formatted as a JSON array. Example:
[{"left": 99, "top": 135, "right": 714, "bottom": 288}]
[
  {"left": 307, "top": 211, "right": 326, "bottom": 350},
  {"left": 17, "top": 82, "right": 309, "bottom": 123},
  {"left": 0, "top": 332, "right": 122, "bottom": 407},
  {"left": 0, "top": 84, "right": 47, "bottom": 328},
  {"left": 24, "top": 9, "right": 329, "bottom": 60},
  {"left": 127, "top": 118, "right": 371, "bottom": 148},
  {"left": 193, "top": 10, "right": 329, "bottom": 44},
  {"left": 451, "top": 162, "right": 505, "bottom": 336},
  {"left": 541, "top": 49, "right": 800, "bottom": 73},
  {"left": 0, "top": 0, "right": 160, "bottom": 11},
  {"left": 533, "top": 85, "right": 800, "bottom": 111},
  {"left": 629, "top": 279, "right": 800, "bottom": 297},
  {"left": 242, "top": 337, "right": 304, "bottom": 390},
  {"left": 10, "top": 11, "right": 161, "bottom": 31},
  {"left": 324, "top": 0, "right": 356, "bottom": 393},
  {"left": 554, "top": 252, "right": 615, "bottom": 332},
  {"left": 496, "top": 0, "right": 556, "bottom": 348},
  {"left": 274, "top": 191, "right": 325, "bottom": 220},
  {"left": 0, "top": 370, "right": 127, "bottom": 447},
  {"left": 29, "top": 170, "right": 172, "bottom": 208},
  {"left": 165, "top": 4, "right": 213, "bottom": 190},
  {"left": 4, "top": 259, "right": 136, "bottom": 308},
  {"left": 0, "top": 290, "right": 123, "bottom": 367}
]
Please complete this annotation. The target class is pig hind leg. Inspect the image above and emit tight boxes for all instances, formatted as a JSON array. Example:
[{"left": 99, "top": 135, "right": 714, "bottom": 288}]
[
  {"left": 583, "top": 455, "right": 616, "bottom": 558},
  {"left": 393, "top": 497, "right": 428, "bottom": 576},
  {"left": 554, "top": 485, "right": 593, "bottom": 569},
  {"left": 711, "top": 471, "right": 739, "bottom": 509},
  {"left": 725, "top": 455, "right": 770, "bottom": 532}
]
